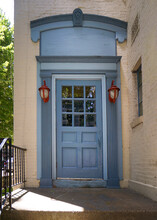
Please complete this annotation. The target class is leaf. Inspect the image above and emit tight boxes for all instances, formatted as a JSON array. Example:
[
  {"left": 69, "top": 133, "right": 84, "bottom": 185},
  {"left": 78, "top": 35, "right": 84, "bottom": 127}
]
[{"left": 0, "top": 10, "right": 14, "bottom": 138}]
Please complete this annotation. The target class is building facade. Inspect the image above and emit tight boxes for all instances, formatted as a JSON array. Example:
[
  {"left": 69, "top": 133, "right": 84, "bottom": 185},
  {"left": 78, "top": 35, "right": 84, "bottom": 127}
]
[{"left": 14, "top": 0, "right": 157, "bottom": 201}]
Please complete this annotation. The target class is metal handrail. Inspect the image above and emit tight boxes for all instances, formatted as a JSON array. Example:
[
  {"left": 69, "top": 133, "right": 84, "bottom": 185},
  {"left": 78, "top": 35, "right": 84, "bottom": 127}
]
[
  {"left": 0, "top": 138, "right": 8, "bottom": 150},
  {"left": 0, "top": 138, "right": 26, "bottom": 213},
  {"left": 11, "top": 145, "right": 27, "bottom": 151},
  {"left": 0, "top": 138, "right": 12, "bottom": 213}
]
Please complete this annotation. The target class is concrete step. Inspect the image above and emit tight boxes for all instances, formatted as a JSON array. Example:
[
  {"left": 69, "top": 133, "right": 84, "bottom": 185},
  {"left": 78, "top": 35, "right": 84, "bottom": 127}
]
[
  {"left": 52, "top": 179, "right": 107, "bottom": 188},
  {"left": 1, "top": 188, "right": 157, "bottom": 220},
  {"left": 1, "top": 210, "right": 157, "bottom": 220}
]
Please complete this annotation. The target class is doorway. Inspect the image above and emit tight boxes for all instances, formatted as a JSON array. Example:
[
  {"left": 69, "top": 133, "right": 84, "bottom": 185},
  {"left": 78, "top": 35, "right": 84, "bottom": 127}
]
[{"left": 56, "top": 79, "right": 105, "bottom": 179}]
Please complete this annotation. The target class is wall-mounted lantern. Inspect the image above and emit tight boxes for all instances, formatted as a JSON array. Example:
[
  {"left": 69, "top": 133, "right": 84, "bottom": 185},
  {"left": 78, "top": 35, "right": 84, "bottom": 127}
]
[
  {"left": 38, "top": 80, "right": 50, "bottom": 103},
  {"left": 108, "top": 80, "right": 120, "bottom": 103}
]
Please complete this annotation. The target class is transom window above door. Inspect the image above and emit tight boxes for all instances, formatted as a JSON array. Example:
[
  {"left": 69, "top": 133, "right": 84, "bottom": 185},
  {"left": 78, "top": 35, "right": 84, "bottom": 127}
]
[{"left": 62, "top": 85, "right": 96, "bottom": 127}]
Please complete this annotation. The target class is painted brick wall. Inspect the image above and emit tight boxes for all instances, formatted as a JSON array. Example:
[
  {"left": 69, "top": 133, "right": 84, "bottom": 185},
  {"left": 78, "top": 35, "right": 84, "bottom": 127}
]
[
  {"left": 127, "top": 0, "right": 157, "bottom": 200},
  {"left": 117, "top": 41, "right": 130, "bottom": 188},
  {"left": 14, "top": 0, "right": 128, "bottom": 187}
]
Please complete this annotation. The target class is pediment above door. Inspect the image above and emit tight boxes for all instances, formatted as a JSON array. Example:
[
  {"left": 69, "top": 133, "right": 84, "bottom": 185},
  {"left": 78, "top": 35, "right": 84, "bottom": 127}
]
[{"left": 30, "top": 9, "right": 127, "bottom": 53}]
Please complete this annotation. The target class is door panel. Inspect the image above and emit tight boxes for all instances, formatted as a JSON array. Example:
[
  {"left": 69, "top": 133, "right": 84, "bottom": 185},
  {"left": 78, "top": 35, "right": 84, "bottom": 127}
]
[{"left": 56, "top": 80, "right": 102, "bottom": 178}]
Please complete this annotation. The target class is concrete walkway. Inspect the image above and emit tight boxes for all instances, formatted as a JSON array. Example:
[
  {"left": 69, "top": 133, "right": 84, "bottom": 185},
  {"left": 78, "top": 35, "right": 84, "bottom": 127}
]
[{"left": 11, "top": 188, "right": 157, "bottom": 212}]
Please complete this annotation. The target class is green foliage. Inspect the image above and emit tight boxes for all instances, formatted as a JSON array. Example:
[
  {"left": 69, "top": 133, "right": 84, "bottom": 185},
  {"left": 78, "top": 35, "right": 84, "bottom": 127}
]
[
  {"left": 2, "top": 187, "right": 13, "bottom": 196},
  {"left": 0, "top": 10, "right": 14, "bottom": 138}
]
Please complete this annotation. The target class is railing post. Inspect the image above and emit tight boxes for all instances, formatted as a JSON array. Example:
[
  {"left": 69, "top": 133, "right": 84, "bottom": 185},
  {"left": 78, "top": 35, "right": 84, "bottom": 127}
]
[
  {"left": 15, "top": 148, "right": 17, "bottom": 185},
  {"left": 24, "top": 150, "right": 26, "bottom": 186},
  {"left": 4, "top": 144, "right": 7, "bottom": 198},
  {"left": 13, "top": 146, "right": 14, "bottom": 185},
  {"left": 9, "top": 138, "right": 12, "bottom": 209}
]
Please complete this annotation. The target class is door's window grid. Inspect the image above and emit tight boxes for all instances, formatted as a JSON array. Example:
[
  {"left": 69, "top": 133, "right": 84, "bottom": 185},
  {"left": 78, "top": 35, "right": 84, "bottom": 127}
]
[{"left": 62, "top": 86, "right": 96, "bottom": 127}]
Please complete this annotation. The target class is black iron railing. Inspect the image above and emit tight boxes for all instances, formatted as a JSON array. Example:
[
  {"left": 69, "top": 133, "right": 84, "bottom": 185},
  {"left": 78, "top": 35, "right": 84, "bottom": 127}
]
[{"left": 0, "top": 138, "right": 26, "bottom": 213}]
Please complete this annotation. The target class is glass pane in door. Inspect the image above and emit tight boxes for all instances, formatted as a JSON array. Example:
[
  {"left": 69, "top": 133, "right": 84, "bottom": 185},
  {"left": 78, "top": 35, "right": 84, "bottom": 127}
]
[
  {"left": 86, "top": 86, "right": 96, "bottom": 98},
  {"left": 74, "top": 86, "right": 84, "bottom": 98},
  {"left": 61, "top": 85, "right": 97, "bottom": 127},
  {"left": 74, "top": 100, "right": 84, "bottom": 112},
  {"left": 74, "top": 115, "right": 84, "bottom": 126},
  {"left": 62, "top": 86, "right": 72, "bottom": 98}
]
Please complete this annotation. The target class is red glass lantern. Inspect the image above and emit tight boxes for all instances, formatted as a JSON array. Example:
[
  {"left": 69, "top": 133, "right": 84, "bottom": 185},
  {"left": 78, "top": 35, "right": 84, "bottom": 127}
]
[
  {"left": 108, "top": 80, "right": 120, "bottom": 103},
  {"left": 38, "top": 80, "right": 50, "bottom": 103}
]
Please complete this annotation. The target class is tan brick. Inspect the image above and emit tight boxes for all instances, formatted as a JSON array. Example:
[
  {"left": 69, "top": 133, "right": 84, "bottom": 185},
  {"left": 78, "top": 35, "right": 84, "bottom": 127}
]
[{"left": 127, "top": 0, "right": 157, "bottom": 195}]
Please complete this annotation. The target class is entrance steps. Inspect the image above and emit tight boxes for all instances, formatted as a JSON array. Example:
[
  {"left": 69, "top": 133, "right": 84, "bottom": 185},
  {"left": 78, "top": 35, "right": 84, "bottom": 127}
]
[
  {"left": 53, "top": 179, "right": 107, "bottom": 188},
  {"left": 1, "top": 210, "right": 157, "bottom": 220},
  {"left": 1, "top": 188, "right": 157, "bottom": 220}
]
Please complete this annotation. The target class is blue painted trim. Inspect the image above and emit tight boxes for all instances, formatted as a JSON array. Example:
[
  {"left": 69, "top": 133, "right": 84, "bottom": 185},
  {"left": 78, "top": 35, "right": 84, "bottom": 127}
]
[
  {"left": 107, "top": 179, "right": 120, "bottom": 188},
  {"left": 31, "top": 21, "right": 126, "bottom": 43},
  {"left": 40, "top": 63, "right": 117, "bottom": 72},
  {"left": 30, "top": 9, "right": 127, "bottom": 43},
  {"left": 30, "top": 12, "right": 127, "bottom": 29},
  {"left": 37, "top": 62, "right": 42, "bottom": 179},
  {"left": 40, "top": 27, "right": 116, "bottom": 56},
  {"left": 40, "top": 178, "right": 52, "bottom": 188},
  {"left": 36, "top": 56, "right": 122, "bottom": 63},
  {"left": 84, "top": 14, "right": 127, "bottom": 29},
  {"left": 41, "top": 78, "right": 52, "bottom": 181},
  {"left": 105, "top": 62, "right": 123, "bottom": 188},
  {"left": 106, "top": 78, "right": 119, "bottom": 188},
  {"left": 73, "top": 8, "right": 83, "bottom": 27},
  {"left": 40, "top": 70, "right": 117, "bottom": 78},
  {"left": 30, "top": 14, "right": 72, "bottom": 28}
]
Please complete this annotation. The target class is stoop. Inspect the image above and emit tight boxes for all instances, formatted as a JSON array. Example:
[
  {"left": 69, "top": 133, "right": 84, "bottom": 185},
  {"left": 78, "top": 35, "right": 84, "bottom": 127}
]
[
  {"left": 1, "top": 188, "right": 157, "bottom": 220},
  {"left": 2, "top": 210, "right": 157, "bottom": 220}
]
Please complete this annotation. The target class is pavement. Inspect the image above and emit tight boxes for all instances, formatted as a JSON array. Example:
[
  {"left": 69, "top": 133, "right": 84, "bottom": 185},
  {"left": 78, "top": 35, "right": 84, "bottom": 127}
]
[
  {"left": 1, "top": 188, "right": 157, "bottom": 220},
  {"left": 10, "top": 187, "right": 157, "bottom": 212}
]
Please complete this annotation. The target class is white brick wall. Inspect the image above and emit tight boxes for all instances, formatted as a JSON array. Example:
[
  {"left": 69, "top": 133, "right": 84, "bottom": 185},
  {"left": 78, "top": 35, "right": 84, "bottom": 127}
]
[
  {"left": 117, "top": 41, "right": 130, "bottom": 187},
  {"left": 127, "top": 0, "right": 157, "bottom": 200}
]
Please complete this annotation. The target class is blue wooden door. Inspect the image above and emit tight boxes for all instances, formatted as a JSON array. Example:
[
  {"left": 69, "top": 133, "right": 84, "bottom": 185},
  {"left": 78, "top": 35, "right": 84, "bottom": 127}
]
[{"left": 56, "top": 80, "right": 103, "bottom": 178}]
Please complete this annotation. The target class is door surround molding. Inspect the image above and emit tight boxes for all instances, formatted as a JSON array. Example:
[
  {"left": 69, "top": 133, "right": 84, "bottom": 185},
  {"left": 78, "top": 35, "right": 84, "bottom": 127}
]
[{"left": 52, "top": 74, "right": 107, "bottom": 180}]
